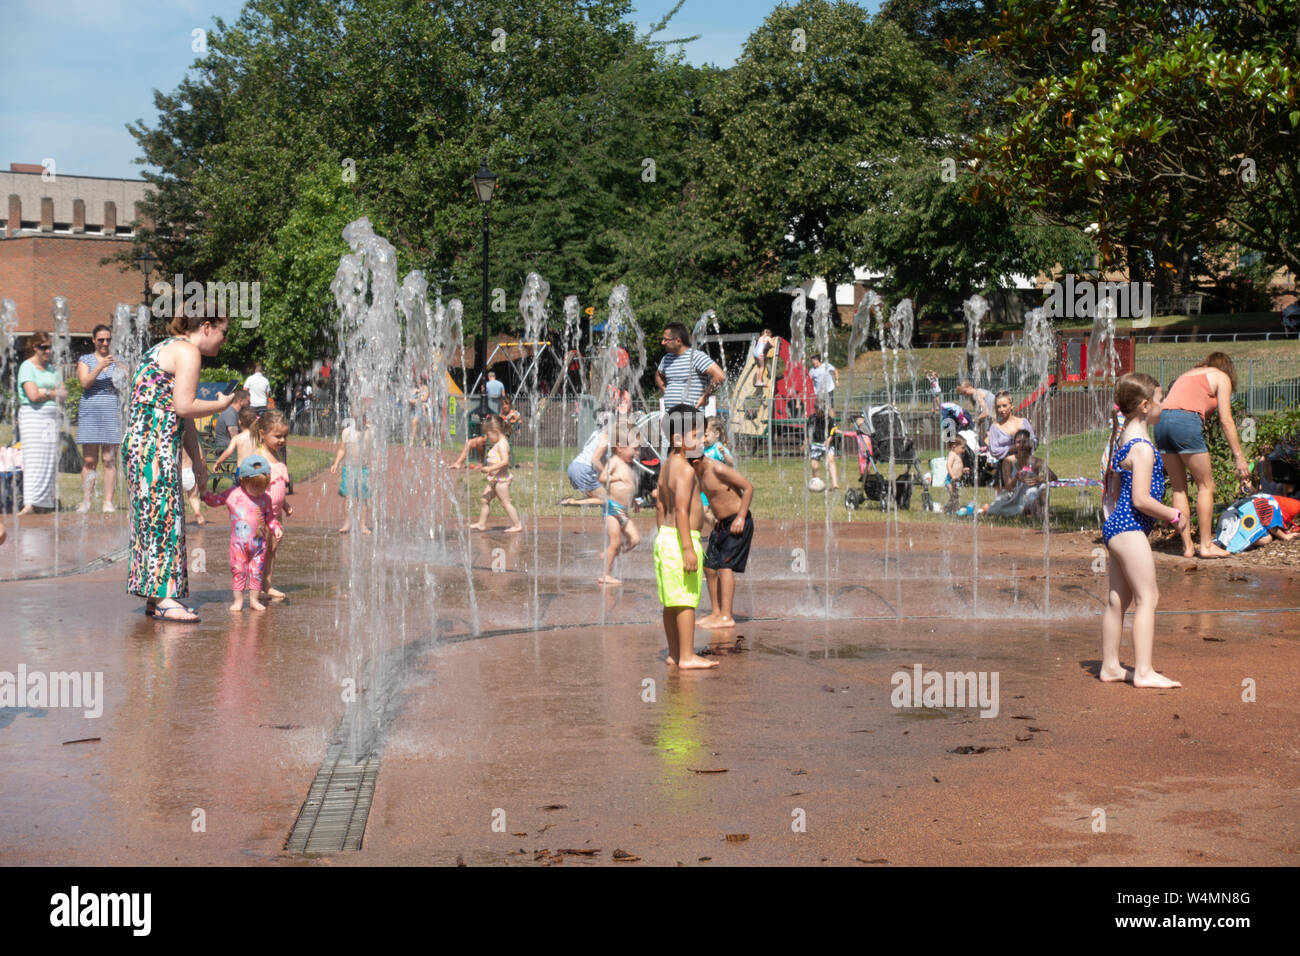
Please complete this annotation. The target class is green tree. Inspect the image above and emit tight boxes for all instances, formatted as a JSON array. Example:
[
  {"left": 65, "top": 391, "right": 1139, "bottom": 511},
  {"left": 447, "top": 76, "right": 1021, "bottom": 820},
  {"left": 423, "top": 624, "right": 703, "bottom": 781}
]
[
  {"left": 124, "top": 0, "right": 729, "bottom": 374},
  {"left": 967, "top": 0, "right": 1300, "bottom": 292},
  {"left": 249, "top": 163, "right": 382, "bottom": 387},
  {"left": 864, "top": 0, "right": 1092, "bottom": 314},
  {"left": 699, "top": 0, "right": 947, "bottom": 305}
]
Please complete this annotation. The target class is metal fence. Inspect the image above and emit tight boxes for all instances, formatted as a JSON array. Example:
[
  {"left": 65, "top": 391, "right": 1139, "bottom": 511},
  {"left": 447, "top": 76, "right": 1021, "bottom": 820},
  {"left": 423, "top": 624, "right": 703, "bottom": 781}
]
[
  {"left": 1136, "top": 357, "right": 1300, "bottom": 414},
  {"left": 456, "top": 358, "right": 1298, "bottom": 458}
]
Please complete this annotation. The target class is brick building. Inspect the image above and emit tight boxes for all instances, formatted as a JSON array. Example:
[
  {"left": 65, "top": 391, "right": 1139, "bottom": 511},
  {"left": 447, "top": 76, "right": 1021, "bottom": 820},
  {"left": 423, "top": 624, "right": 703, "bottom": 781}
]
[{"left": 0, "top": 163, "right": 152, "bottom": 344}]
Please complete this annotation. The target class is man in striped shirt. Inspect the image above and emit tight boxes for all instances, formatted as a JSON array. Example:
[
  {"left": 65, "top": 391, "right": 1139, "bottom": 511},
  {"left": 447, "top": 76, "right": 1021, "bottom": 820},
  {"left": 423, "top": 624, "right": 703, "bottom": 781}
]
[{"left": 655, "top": 322, "right": 725, "bottom": 413}]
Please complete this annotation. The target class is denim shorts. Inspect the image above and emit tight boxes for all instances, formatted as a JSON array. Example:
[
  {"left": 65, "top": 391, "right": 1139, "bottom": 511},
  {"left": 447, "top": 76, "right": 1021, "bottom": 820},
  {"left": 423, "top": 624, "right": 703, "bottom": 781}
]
[
  {"left": 567, "top": 459, "right": 600, "bottom": 493},
  {"left": 1154, "top": 408, "right": 1207, "bottom": 455}
]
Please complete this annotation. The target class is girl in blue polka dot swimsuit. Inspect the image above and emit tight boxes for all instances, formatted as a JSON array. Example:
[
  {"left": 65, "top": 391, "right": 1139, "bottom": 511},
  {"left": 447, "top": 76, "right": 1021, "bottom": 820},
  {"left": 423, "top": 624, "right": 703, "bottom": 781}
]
[
  {"left": 1099, "top": 373, "right": 1188, "bottom": 689},
  {"left": 1102, "top": 436, "right": 1165, "bottom": 542}
]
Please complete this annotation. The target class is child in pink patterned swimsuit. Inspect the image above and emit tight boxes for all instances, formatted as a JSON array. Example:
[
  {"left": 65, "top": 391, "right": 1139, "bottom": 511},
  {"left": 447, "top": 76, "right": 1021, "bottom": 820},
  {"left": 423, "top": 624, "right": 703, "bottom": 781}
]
[
  {"left": 203, "top": 455, "right": 282, "bottom": 611},
  {"left": 251, "top": 409, "right": 292, "bottom": 600}
]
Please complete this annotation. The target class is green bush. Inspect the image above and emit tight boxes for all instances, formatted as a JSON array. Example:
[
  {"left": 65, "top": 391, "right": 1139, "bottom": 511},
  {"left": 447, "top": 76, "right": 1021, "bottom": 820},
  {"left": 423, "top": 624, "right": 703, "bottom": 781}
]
[
  {"left": 200, "top": 366, "right": 244, "bottom": 384},
  {"left": 1204, "top": 401, "right": 1300, "bottom": 504},
  {"left": 1252, "top": 405, "right": 1300, "bottom": 456}
]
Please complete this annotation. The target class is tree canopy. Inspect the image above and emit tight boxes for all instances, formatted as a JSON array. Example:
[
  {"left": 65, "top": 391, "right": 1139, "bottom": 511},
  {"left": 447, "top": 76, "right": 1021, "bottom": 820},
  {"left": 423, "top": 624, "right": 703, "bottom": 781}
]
[
  {"left": 966, "top": 0, "right": 1300, "bottom": 292},
  {"left": 120, "top": 0, "right": 1293, "bottom": 382}
]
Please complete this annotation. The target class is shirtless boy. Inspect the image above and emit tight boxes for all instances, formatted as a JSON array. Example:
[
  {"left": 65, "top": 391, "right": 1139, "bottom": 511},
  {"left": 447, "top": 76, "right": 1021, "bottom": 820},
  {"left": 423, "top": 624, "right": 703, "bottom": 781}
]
[
  {"left": 597, "top": 428, "right": 642, "bottom": 586},
  {"left": 655, "top": 404, "right": 717, "bottom": 669},
  {"left": 693, "top": 450, "right": 754, "bottom": 629}
]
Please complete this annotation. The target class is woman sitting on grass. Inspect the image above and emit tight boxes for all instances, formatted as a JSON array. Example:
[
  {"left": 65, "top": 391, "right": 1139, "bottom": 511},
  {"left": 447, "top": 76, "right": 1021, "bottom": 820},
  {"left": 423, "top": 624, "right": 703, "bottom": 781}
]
[{"left": 981, "top": 429, "right": 1056, "bottom": 519}]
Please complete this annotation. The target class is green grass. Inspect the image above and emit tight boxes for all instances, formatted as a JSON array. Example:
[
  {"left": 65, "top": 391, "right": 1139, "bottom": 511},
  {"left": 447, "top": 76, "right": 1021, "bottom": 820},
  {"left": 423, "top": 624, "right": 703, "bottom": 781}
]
[
  {"left": 445, "top": 429, "right": 1110, "bottom": 533},
  {"left": 847, "top": 337, "right": 1299, "bottom": 383},
  {"left": 916, "top": 310, "right": 1279, "bottom": 338}
]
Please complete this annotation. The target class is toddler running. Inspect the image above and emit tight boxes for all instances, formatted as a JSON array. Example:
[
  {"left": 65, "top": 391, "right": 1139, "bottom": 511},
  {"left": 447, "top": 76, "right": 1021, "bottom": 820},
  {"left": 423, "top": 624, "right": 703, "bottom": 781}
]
[
  {"left": 470, "top": 415, "right": 523, "bottom": 532},
  {"left": 596, "top": 427, "right": 641, "bottom": 585},
  {"left": 203, "top": 455, "right": 282, "bottom": 612},
  {"left": 1099, "top": 372, "right": 1187, "bottom": 688}
]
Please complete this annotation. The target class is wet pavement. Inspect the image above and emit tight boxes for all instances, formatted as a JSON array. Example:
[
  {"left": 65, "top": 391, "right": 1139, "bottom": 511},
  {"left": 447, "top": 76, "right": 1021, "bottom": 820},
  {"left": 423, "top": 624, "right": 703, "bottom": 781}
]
[{"left": 2, "top": 466, "right": 1298, "bottom": 866}]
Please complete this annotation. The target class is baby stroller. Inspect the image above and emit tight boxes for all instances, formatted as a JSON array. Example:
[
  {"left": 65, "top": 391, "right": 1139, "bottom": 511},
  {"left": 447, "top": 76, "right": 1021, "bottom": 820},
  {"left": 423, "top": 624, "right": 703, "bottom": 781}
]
[
  {"left": 952, "top": 427, "right": 1001, "bottom": 489},
  {"left": 844, "top": 405, "right": 932, "bottom": 512}
]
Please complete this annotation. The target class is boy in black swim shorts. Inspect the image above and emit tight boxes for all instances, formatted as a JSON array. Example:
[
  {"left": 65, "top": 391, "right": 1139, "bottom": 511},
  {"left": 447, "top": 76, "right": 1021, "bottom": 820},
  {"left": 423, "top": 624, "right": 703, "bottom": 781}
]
[{"left": 691, "top": 448, "right": 754, "bottom": 629}]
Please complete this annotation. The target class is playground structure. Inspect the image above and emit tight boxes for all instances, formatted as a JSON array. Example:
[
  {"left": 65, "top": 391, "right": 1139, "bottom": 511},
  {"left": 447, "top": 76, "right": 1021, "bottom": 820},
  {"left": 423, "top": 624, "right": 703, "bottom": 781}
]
[
  {"left": 1057, "top": 329, "right": 1136, "bottom": 386},
  {"left": 1010, "top": 329, "right": 1138, "bottom": 416},
  {"left": 471, "top": 339, "right": 559, "bottom": 412},
  {"left": 729, "top": 335, "right": 818, "bottom": 460}
]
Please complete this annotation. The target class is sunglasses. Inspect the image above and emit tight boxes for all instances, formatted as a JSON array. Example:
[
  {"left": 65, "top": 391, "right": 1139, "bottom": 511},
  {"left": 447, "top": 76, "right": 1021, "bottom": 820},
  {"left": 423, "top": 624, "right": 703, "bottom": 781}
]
[
  {"left": 37, "top": 345, "right": 52, "bottom": 351},
  {"left": 95, "top": 338, "right": 112, "bottom": 344}
]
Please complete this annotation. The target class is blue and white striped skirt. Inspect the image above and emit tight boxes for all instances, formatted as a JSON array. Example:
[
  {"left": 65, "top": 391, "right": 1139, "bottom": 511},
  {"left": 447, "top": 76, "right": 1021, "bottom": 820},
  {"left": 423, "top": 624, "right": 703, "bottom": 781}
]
[
  {"left": 18, "top": 403, "right": 59, "bottom": 509},
  {"left": 77, "top": 392, "right": 123, "bottom": 446}
]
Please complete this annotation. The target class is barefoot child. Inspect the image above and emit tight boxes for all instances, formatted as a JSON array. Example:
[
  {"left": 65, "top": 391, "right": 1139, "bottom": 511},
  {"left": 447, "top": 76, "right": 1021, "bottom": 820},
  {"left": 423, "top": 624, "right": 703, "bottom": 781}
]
[
  {"left": 655, "top": 404, "right": 717, "bottom": 669},
  {"left": 180, "top": 446, "right": 205, "bottom": 525},
  {"left": 699, "top": 417, "right": 735, "bottom": 534},
  {"left": 943, "top": 435, "right": 968, "bottom": 515},
  {"left": 212, "top": 406, "right": 258, "bottom": 471},
  {"left": 203, "top": 455, "right": 282, "bottom": 612},
  {"left": 693, "top": 440, "right": 754, "bottom": 630},
  {"left": 807, "top": 408, "right": 839, "bottom": 490},
  {"left": 330, "top": 413, "right": 374, "bottom": 534},
  {"left": 1100, "top": 372, "right": 1188, "bottom": 688},
  {"left": 752, "top": 328, "right": 774, "bottom": 389},
  {"left": 251, "top": 409, "right": 292, "bottom": 599},
  {"left": 596, "top": 427, "right": 641, "bottom": 585},
  {"left": 470, "top": 415, "right": 523, "bottom": 532}
]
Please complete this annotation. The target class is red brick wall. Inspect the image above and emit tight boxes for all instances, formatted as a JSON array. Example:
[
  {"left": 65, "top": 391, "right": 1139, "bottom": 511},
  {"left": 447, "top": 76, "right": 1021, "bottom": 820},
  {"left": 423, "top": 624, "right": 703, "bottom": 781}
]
[{"left": 0, "top": 236, "right": 146, "bottom": 334}]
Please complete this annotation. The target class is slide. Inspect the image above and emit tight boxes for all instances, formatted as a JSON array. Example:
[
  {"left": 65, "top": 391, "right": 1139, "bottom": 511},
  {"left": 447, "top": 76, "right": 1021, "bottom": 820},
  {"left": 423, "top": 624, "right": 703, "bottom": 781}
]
[{"left": 731, "top": 341, "right": 777, "bottom": 438}]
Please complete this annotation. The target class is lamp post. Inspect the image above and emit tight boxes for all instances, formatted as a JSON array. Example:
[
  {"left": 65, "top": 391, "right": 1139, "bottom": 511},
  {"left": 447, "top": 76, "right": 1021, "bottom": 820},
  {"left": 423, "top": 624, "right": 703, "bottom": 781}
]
[
  {"left": 136, "top": 247, "right": 157, "bottom": 307},
  {"left": 471, "top": 158, "right": 497, "bottom": 416}
]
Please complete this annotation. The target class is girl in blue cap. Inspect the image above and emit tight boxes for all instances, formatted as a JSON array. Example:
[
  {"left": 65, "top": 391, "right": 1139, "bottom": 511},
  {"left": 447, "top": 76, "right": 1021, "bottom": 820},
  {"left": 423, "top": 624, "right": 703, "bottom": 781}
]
[{"left": 203, "top": 454, "right": 282, "bottom": 611}]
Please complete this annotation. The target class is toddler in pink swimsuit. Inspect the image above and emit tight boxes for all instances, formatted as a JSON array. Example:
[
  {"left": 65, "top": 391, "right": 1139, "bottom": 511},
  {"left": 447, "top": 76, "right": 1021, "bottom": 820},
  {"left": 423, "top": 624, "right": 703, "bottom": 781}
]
[
  {"left": 203, "top": 455, "right": 282, "bottom": 611},
  {"left": 252, "top": 410, "right": 292, "bottom": 599}
]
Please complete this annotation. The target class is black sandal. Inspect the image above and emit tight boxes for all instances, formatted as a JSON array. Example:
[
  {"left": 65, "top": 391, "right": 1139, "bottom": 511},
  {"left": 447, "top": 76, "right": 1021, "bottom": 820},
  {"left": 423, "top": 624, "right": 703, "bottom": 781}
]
[{"left": 147, "top": 601, "right": 199, "bottom": 622}]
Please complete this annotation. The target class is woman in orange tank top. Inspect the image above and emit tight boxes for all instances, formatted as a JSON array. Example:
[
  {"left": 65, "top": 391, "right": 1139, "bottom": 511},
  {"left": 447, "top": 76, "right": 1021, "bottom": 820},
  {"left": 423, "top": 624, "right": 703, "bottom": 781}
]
[{"left": 1152, "top": 352, "right": 1251, "bottom": 558}]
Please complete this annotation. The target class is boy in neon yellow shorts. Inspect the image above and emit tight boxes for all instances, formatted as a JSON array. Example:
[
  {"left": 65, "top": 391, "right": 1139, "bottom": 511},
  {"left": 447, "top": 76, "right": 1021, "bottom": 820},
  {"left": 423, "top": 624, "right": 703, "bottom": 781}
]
[{"left": 654, "top": 404, "right": 718, "bottom": 669}]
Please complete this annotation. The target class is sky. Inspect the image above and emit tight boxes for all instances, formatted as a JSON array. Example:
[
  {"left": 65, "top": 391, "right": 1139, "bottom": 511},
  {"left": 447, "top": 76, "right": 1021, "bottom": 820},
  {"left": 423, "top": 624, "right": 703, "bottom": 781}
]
[{"left": 0, "top": 0, "right": 881, "bottom": 182}]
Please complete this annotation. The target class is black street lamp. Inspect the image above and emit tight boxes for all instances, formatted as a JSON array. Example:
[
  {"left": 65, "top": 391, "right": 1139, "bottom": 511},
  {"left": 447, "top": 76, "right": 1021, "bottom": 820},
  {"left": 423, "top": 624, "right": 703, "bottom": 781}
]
[
  {"left": 471, "top": 158, "right": 497, "bottom": 416},
  {"left": 136, "top": 247, "right": 157, "bottom": 308}
]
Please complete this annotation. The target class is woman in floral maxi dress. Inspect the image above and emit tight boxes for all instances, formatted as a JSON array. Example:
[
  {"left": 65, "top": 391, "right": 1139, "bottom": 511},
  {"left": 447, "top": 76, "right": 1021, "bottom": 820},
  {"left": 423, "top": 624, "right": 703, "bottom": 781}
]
[{"left": 124, "top": 306, "right": 233, "bottom": 622}]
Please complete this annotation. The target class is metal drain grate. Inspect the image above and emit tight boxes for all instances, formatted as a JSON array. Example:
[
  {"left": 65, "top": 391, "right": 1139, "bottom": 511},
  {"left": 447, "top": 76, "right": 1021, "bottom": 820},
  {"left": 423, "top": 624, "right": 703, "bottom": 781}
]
[{"left": 285, "top": 739, "right": 380, "bottom": 854}]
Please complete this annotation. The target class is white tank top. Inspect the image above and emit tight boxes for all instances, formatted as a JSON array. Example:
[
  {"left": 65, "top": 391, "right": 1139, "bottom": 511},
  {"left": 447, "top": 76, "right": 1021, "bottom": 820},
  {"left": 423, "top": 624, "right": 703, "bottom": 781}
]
[{"left": 575, "top": 428, "right": 605, "bottom": 467}]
